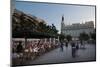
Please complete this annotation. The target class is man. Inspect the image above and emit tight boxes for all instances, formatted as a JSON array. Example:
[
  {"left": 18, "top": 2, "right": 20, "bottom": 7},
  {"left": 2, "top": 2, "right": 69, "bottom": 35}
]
[
  {"left": 65, "top": 40, "right": 68, "bottom": 47},
  {"left": 71, "top": 40, "right": 76, "bottom": 58}
]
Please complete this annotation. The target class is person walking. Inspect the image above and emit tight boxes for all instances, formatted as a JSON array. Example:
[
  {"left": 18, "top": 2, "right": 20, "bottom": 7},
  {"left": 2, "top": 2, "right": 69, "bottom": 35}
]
[
  {"left": 65, "top": 40, "right": 68, "bottom": 47},
  {"left": 76, "top": 40, "right": 79, "bottom": 49},
  {"left": 60, "top": 41, "right": 64, "bottom": 51},
  {"left": 71, "top": 40, "right": 76, "bottom": 58}
]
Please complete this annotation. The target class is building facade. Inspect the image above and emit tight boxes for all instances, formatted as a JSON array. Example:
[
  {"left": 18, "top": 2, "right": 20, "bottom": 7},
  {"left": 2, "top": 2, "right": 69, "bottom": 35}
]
[{"left": 61, "top": 16, "right": 94, "bottom": 40}]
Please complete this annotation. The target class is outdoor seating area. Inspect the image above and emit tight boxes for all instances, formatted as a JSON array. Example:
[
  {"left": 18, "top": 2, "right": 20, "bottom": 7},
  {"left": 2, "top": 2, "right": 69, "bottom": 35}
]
[{"left": 12, "top": 38, "right": 59, "bottom": 64}]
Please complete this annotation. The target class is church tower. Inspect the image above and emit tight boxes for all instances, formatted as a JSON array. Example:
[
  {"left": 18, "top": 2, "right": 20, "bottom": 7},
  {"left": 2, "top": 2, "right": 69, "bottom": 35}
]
[{"left": 61, "top": 15, "right": 65, "bottom": 34}]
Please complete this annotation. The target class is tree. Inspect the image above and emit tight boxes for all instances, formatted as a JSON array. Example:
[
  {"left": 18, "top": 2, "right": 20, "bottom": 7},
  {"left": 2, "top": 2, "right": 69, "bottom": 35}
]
[
  {"left": 66, "top": 35, "right": 72, "bottom": 42},
  {"left": 12, "top": 9, "right": 59, "bottom": 39},
  {"left": 79, "top": 32, "right": 90, "bottom": 41},
  {"left": 90, "top": 32, "right": 96, "bottom": 40},
  {"left": 59, "top": 34, "right": 65, "bottom": 42},
  {"left": 51, "top": 24, "right": 58, "bottom": 34}
]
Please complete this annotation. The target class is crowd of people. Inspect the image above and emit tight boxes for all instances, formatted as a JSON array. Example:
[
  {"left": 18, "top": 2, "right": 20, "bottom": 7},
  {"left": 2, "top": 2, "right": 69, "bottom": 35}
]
[
  {"left": 12, "top": 38, "right": 94, "bottom": 63},
  {"left": 59, "top": 40, "right": 87, "bottom": 58},
  {"left": 12, "top": 39, "right": 59, "bottom": 61}
]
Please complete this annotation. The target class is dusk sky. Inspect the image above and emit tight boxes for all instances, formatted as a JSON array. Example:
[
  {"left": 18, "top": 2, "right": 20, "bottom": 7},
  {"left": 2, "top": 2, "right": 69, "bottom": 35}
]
[{"left": 15, "top": 0, "right": 95, "bottom": 33}]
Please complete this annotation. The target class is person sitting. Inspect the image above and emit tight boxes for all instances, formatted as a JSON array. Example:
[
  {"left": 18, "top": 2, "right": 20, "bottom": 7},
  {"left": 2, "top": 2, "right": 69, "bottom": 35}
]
[{"left": 16, "top": 41, "right": 23, "bottom": 58}]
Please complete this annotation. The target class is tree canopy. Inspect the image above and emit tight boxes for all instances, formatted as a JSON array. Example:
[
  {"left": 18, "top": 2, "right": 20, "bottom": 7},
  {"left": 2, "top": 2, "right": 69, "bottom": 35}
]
[
  {"left": 12, "top": 9, "right": 58, "bottom": 38},
  {"left": 79, "top": 32, "right": 90, "bottom": 41}
]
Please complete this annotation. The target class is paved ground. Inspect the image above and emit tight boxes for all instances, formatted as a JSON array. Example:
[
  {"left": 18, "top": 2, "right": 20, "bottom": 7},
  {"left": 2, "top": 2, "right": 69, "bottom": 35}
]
[{"left": 20, "top": 43, "right": 96, "bottom": 65}]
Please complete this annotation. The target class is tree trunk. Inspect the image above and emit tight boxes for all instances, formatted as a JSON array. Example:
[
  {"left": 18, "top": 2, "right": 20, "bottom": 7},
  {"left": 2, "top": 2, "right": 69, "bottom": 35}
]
[{"left": 25, "top": 37, "right": 27, "bottom": 47}]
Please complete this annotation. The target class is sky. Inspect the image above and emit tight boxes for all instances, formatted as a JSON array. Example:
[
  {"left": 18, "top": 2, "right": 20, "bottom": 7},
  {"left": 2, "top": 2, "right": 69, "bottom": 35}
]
[{"left": 14, "top": 0, "right": 95, "bottom": 33}]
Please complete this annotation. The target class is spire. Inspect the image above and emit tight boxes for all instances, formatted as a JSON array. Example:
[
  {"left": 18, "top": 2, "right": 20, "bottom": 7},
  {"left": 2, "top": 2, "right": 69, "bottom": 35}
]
[
  {"left": 62, "top": 15, "right": 64, "bottom": 22},
  {"left": 61, "top": 15, "right": 65, "bottom": 34}
]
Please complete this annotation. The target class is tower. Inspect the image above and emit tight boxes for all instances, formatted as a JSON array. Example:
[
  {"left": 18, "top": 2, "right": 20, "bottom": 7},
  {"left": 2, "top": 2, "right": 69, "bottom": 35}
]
[{"left": 61, "top": 15, "right": 65, "bottom": 34}]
